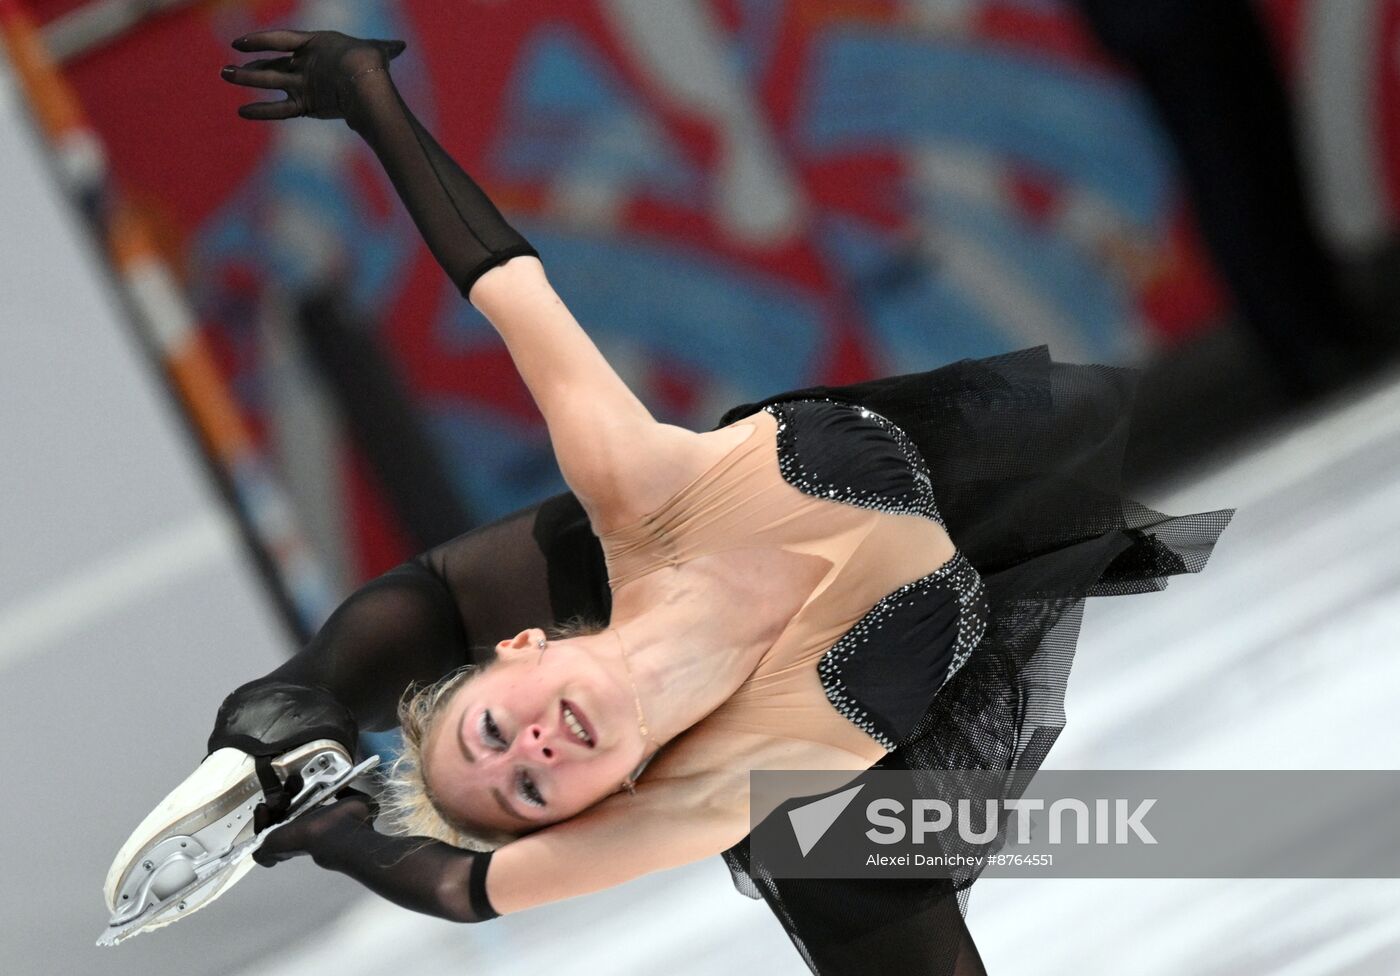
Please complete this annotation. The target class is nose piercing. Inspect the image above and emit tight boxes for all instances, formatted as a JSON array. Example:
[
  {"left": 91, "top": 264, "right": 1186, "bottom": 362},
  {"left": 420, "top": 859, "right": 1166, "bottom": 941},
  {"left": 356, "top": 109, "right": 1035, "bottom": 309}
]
[{"left": 536, "top": 637, "right": 547, "bottom": 664}]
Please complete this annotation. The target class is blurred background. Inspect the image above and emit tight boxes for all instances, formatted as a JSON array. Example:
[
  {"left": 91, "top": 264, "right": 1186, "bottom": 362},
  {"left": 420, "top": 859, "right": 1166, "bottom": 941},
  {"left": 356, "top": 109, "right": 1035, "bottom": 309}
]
[{"left": 3, "top": 0, "right": 1399, "bottom": 973}]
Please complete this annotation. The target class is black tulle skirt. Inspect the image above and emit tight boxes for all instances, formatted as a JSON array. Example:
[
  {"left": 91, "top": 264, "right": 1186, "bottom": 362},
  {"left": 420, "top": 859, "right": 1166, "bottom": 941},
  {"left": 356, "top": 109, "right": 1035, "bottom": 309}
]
[{"left": 704, "top": 345, "right": 1237, "bottom": 975}]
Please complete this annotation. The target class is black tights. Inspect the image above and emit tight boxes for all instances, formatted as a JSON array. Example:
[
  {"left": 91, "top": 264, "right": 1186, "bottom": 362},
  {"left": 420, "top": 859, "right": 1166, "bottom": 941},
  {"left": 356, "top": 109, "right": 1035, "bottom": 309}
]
[{"left": 206, "top": 493, "right": 607, "bottom": 770}]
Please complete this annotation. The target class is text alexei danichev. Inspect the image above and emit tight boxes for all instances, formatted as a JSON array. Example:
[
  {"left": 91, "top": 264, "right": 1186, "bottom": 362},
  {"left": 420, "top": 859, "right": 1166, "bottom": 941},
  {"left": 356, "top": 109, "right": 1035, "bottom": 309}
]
[{"left": 866, "top": 853, "right": 984, "bottom": 867}]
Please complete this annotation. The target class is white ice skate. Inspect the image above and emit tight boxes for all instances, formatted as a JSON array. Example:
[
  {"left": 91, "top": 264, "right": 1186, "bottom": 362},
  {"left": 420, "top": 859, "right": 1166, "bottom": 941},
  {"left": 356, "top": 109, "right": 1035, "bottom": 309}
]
[{"left": 98, "top": 741, "right": 379, "bottom": 947}]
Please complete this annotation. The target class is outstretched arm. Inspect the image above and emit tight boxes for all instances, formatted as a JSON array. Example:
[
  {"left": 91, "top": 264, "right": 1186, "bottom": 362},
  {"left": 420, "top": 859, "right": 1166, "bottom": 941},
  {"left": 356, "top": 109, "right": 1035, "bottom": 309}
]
[
  {"left": 223, "top": 30, "right": 703, "bottom": 530},
  {"left": 255, "top": 720, "right": 875, "bottom": 920}
]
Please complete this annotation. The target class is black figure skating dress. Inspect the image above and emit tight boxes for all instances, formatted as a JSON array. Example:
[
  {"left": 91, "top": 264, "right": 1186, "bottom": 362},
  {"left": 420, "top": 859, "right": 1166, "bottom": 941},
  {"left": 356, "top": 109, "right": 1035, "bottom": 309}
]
[
  {"left": 550, "top": 343, "right": 1234, "bottom": 974},
  {"left": 227, "top": 344, "right": 1232, "bottom": 975}
]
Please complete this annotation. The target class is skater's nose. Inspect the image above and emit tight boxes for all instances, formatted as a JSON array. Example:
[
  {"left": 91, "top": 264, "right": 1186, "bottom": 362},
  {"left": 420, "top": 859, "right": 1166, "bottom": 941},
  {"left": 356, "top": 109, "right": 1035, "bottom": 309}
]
[{"left": 516, "top": 721, "right": 560, "bottom": 765}]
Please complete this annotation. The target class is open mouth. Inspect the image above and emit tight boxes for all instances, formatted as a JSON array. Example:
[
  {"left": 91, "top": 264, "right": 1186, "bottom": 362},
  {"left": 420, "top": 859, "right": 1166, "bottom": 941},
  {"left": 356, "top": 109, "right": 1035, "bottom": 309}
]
[{"left": 560, "top": 699, "right": 596, "bottom": 748}]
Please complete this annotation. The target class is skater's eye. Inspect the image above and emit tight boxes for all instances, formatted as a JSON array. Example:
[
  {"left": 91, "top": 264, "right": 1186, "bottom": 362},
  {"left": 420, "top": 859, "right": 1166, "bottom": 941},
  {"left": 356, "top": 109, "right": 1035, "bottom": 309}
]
[
  {"left": 517, "top": 768, "right": 545, "bottom": 808},
  {"left": 479, "top": 709, "right": 508, "bottom": 750}
]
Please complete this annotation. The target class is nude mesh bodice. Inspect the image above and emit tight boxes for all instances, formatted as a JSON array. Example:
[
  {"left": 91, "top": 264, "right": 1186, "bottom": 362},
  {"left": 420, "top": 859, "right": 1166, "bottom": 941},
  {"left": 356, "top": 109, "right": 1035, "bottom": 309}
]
[{"left": 599, "top": 400, "right": 989, "bottom": 755}]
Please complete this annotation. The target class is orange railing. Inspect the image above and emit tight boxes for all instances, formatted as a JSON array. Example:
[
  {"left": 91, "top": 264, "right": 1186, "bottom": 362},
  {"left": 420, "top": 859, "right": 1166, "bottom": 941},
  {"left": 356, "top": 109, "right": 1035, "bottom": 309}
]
[{"left": 0, "top": 0, "right": 335, "bottom": 635}]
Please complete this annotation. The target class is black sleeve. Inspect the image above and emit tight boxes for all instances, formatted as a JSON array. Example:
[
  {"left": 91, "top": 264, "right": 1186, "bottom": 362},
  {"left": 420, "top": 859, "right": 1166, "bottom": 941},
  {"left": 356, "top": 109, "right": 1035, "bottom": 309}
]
[
  {"left": 342, "top": 65, "right": 537, "bottom": 298},
  {"left": 253, "top": 790, "right": 499, "bottom": 923}
]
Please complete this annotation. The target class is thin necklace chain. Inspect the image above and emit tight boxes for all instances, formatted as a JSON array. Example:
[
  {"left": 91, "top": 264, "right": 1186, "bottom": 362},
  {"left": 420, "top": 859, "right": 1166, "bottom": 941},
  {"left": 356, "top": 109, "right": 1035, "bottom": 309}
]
[
  {"left": 615, "top": 628, "right": 651, "bottom": 797},
  {"left": 615, "top": 628, "right": 649, "bottom": 742},
  {"left": 541, "top": 629, "right": 650, "bottom": 795}
]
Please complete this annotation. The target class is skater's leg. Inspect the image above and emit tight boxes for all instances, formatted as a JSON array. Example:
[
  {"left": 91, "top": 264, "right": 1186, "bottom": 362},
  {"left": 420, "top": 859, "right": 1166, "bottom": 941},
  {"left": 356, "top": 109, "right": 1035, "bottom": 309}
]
[
  {"left": 103, "top": 493, "right": 607, "bottom": 932},
  {"left": 210, "top": 492, "right": 608, "bottom": 750}
]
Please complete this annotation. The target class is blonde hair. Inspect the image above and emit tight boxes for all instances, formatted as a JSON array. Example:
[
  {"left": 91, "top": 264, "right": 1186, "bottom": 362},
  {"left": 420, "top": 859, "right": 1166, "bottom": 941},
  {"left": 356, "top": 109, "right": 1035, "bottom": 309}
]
[
  {"left": 377, "top": 617, "right": 607, "bottom": 852},
  {"left": 377, "top": 662, "right": 514, "bottom": 851}
]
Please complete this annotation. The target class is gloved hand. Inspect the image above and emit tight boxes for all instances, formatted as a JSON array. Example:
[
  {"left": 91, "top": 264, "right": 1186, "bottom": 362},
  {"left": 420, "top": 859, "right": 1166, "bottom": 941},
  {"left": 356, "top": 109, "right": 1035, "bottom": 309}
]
[
  {"left": 221, "top": 26, "right": 537, "bottom": 298},
  {"left": 253, "top": 784, "right": 378, "bottom": 869},
  {"left": 252, "top": 785, "right": 499, "bottom": 922},
  {"left": 221, "top": 28, "right": 407, "bottom": 123}
]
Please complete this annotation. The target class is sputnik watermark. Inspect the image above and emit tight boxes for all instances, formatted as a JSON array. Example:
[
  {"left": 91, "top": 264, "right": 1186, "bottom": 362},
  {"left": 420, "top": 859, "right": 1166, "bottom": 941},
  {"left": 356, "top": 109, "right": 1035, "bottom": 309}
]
[
  {"left": 863, "top": 795, "right": 1157, "bottom": 846},
  {"left": 750, "top": 770, "right": 1400, "bottom": 879},
  {"left": 785, "top": 785, "right": 1154, "bottom": 868}
]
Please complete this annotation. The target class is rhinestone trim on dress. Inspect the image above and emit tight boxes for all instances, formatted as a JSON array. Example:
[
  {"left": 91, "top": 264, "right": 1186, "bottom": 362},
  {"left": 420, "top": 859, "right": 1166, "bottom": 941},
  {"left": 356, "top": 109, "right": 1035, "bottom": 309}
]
[
  {"left": 762, "top": 400, "right": 947, "bottom": 528},
  {"left": 763, "top": 398, "right": 990, "bottom": 749},
  {"left": 815, "top": 551, "right": 990, "bottom": 748}
]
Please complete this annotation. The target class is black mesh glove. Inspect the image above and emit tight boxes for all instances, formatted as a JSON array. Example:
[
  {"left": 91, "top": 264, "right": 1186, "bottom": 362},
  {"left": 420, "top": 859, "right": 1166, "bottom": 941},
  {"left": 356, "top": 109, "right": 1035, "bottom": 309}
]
[
  {"left": 253, "top": 787, "right": 499, "bottom": 923},
  {"left": 222, "top": 27, "right": 538, "bottom": 298},
  {"left": 223, "top": 29, "right": 405, "bottom": 122}
]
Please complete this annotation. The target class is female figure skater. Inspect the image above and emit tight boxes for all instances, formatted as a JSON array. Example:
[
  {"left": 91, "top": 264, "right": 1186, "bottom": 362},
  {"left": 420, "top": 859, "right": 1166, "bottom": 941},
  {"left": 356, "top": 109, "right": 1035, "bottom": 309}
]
[{"left": 104, "top": 29, "right": 1233, "bottom": 975}]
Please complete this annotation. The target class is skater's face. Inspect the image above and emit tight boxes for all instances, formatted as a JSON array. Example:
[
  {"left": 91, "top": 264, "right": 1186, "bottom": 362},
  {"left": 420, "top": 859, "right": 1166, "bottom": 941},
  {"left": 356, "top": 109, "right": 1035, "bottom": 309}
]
[{"left": 420, "top": 627, "right": 648, "bottom": 834}]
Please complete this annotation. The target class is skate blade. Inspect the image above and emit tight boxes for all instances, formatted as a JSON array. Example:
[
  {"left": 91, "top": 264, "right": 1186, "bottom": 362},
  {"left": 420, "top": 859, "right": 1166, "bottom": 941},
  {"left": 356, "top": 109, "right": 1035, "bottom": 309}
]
[{"left": 97, "top": 754, "right": 380, "bottom": 947}]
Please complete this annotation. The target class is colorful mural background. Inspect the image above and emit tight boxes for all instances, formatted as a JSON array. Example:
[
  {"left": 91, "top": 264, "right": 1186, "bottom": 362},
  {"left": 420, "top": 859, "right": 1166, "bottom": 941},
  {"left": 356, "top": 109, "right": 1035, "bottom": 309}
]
[{"left": 35, "top": 0, "right": 1400, "bottom": 581}]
